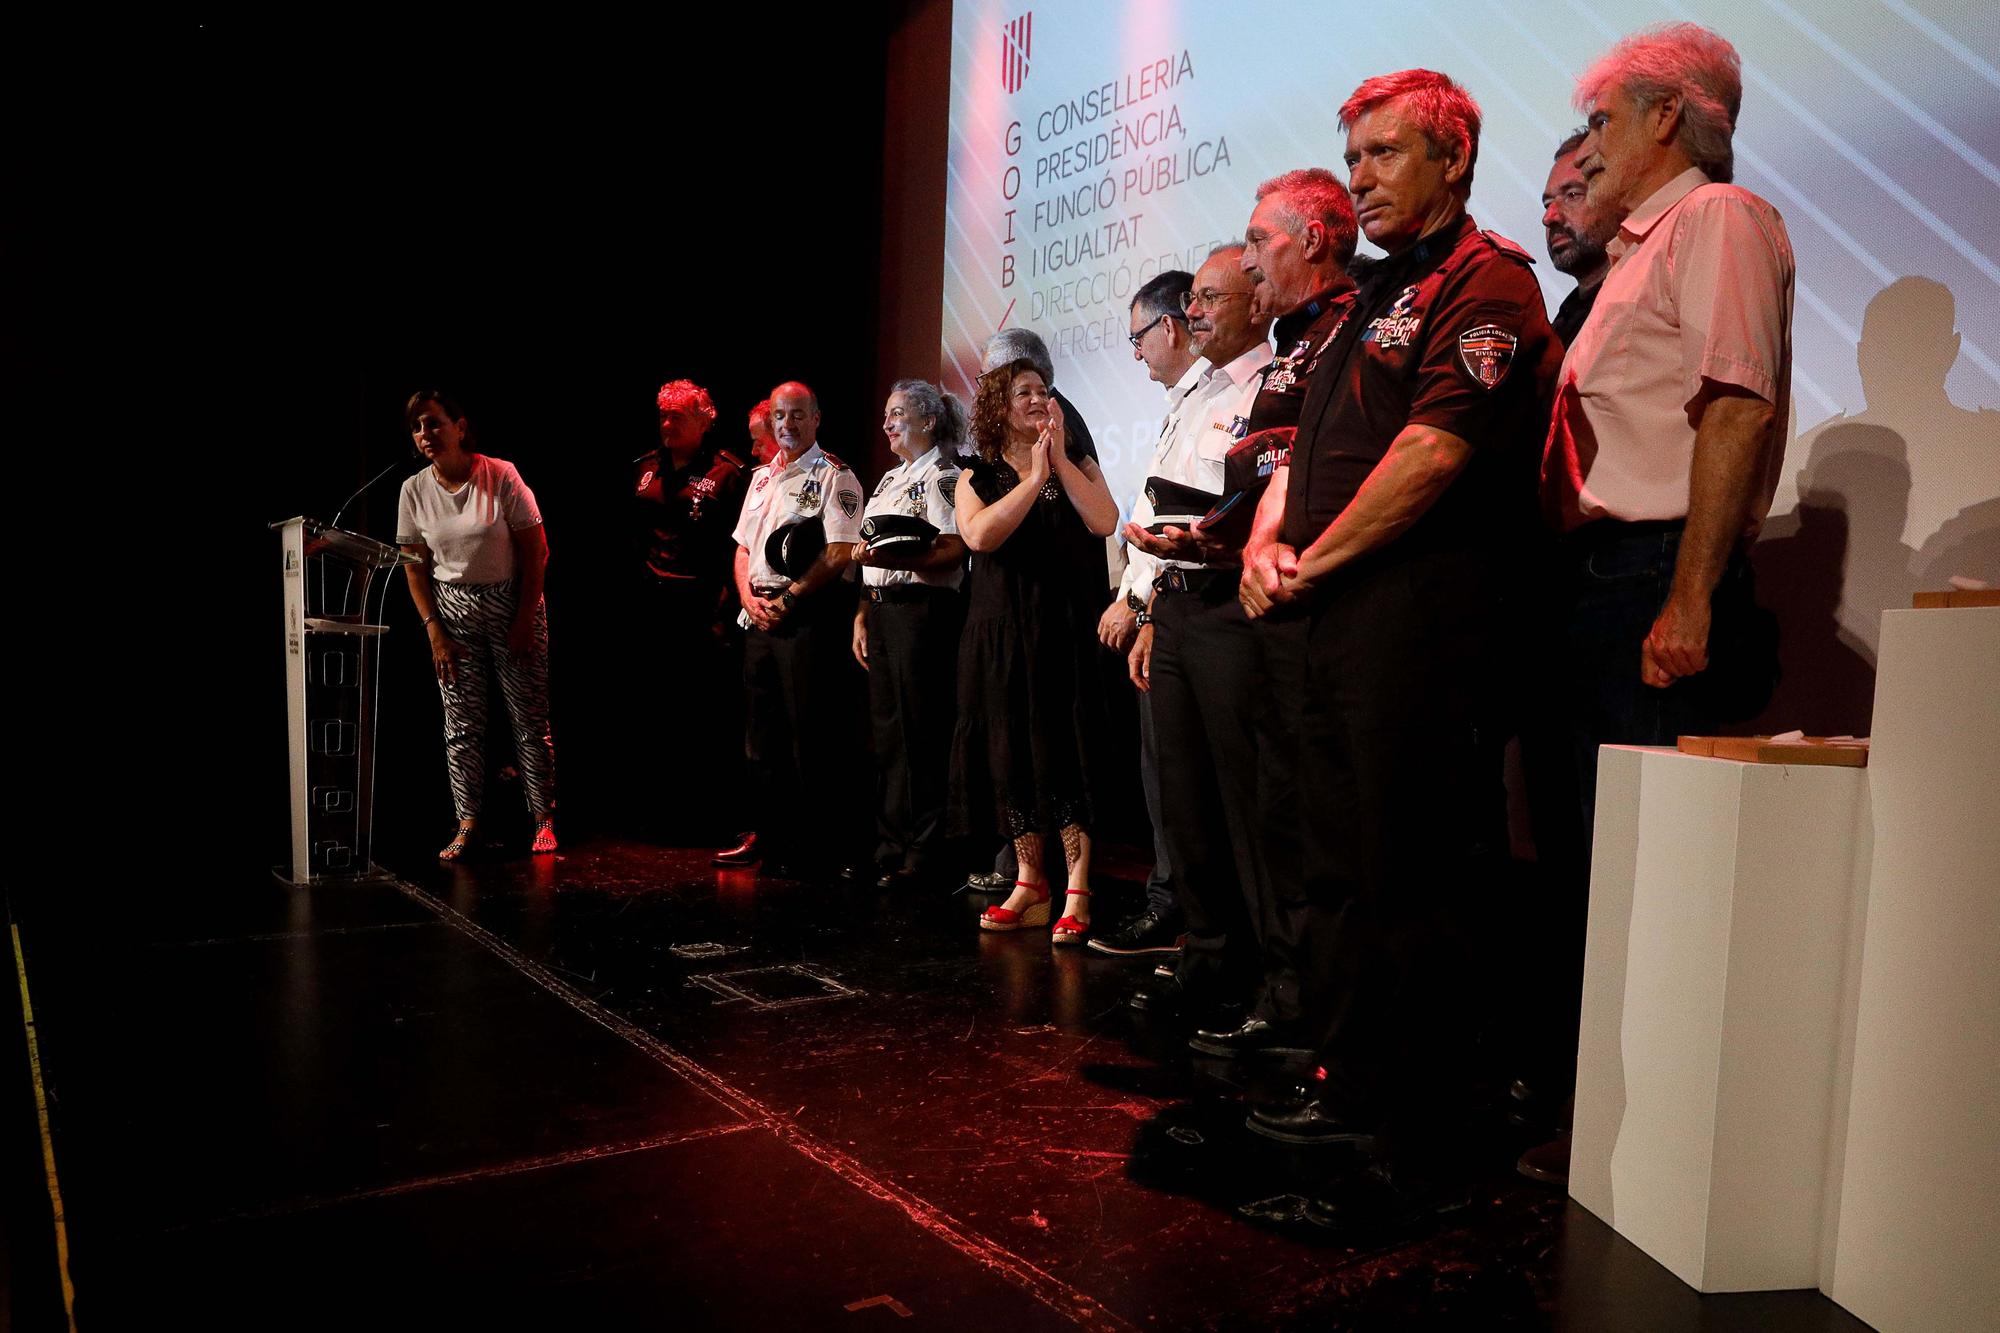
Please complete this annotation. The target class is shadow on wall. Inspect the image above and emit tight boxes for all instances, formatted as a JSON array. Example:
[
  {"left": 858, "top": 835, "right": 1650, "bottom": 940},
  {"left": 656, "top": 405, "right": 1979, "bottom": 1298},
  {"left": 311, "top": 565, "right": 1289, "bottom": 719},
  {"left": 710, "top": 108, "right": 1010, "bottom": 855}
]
[{"left": 1754, "top": 277, "right": 2000, "bottom": 736}]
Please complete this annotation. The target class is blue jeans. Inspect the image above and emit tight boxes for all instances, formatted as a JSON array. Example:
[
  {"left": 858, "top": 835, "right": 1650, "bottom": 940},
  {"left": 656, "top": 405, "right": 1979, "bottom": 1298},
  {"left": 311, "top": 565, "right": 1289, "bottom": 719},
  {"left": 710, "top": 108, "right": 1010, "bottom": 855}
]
[{"left": 1560, "top": 520, "right": 1771, "bottom": 848}]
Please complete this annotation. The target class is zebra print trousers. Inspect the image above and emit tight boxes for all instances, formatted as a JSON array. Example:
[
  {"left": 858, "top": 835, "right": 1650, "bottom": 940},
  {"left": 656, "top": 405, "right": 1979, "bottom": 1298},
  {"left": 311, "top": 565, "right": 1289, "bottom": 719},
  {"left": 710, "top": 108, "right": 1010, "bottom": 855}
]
[{"left": 431, "top": 578, "right": 555, "bottom": 823}]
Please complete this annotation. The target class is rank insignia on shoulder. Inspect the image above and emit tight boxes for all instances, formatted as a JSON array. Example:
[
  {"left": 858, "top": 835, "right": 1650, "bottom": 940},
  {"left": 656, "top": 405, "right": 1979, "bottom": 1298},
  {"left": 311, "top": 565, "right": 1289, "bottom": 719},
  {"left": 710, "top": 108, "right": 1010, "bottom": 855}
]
[
  {"left": 636, "top": 470, "right": 655, "bottom": 493},
  {"left": 715, "top": 450, "right": 747, "bottom": 472},
  {"left": 1458, "top": 325, "right": 1518, "bottom": 389},
  {"left": 1479, "top": 230, "right": 1537, "bottom": 264},
  {"left": 821, "top": 451, "right": 846, "bottom": 470}
]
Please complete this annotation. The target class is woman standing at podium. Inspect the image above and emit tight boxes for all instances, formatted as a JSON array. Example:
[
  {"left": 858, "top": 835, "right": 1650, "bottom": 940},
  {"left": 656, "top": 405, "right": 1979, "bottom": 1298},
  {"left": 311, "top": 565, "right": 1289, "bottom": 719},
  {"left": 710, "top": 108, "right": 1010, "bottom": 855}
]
[{"left": 396, "top": 389, "right": 557, "bottom": 860}]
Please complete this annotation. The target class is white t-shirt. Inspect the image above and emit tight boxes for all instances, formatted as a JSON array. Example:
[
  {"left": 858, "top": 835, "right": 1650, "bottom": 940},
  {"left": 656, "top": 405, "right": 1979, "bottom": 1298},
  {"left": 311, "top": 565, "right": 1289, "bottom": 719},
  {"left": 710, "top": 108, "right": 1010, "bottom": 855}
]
[{"left": 396, "top": 455, "right": 544, "bottom": 585}]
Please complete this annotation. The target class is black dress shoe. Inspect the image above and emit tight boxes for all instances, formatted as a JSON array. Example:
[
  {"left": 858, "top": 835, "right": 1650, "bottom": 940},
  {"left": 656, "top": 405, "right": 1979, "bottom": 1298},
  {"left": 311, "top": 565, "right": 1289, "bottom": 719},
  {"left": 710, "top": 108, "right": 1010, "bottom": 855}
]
[
  {"left": 1246, "top": 1097, "right": 1379, "bottom": 1148},
  {"left": 1125, "top": 975, "right": 1186, "bottom": 1014},
  {"left": 1087, "top": 911, "right": 1185, "bottom": 957},
  {"left": 712, "top": 833, "right": 760, "bottom": 867},
  {"left": 1516, "top": 1130, "right": 1571, "bottom": 1185},
  {"left": 1299, "top": 1163, "right": 1470, "bottom": 1244},
  {"left": 1126, "top": 975, "right": 1243, "bottom": 1029},
  {"left": 1188, "top": 1018, "right": 1312, "bottom": 1061}
]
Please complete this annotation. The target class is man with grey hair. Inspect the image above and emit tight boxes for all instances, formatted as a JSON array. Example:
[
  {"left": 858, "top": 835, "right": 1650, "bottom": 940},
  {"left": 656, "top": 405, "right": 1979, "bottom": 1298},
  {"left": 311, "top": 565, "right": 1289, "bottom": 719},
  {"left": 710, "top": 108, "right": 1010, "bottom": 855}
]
[
  {"left": 1546, "top": 20, "right": 1791, "bottom": 849},
  {"left": 1127, "top": 170, "right": 1361, "bottom": 1038},
  {"left": 1090, "top": 269, "right": 1196, "bottom": 956},
  {"left": 1533, "top": 25, "right": 1791, "bottom": 1186},
  {"left": 978, "top": 328, "right": 1098, "bottom": 464}
]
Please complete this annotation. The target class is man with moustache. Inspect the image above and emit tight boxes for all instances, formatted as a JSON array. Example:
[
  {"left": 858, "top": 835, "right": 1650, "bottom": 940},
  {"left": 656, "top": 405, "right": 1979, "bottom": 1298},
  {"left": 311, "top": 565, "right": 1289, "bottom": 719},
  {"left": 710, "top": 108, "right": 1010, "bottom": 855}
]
[
  {"left": 720, "top": 380, "right": 867, "bottom": 877},
  {"left": 1541, "top": 130, "right": 1611, "bottom": 346},
  {"left": 1239, "top": 70, "right": 1562, "bottom": 1235},
  {"left": 1506, "top": 130, "right": 1616, "bottom": 1169},
  {"left": 1104, "top": 248, "right": 1275, "bottom": 1002},
  {"left": 1128, "top": 184, "right": 1360, "bottom": 1048}
]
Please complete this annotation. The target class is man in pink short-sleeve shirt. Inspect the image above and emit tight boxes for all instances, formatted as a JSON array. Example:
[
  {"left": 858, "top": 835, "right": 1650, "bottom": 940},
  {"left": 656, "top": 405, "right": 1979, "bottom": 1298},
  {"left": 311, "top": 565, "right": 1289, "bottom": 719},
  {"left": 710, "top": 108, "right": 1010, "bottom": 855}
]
[
  {"left": 1542, "top": 22, "right": 1791, "bottom": 819},
  {"left": 1522, "top": 26, "right": 1793, "bottom": 1190}
]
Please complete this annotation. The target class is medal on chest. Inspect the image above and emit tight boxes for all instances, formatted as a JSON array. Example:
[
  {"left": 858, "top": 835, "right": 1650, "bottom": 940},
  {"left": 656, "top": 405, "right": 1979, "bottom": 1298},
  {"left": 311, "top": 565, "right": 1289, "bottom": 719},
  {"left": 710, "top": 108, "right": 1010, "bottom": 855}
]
[
  {"left": 905, "top": 481, "right": 927, "bottom": 516},
  {"left": 1363, "top": 286, "right": 1424, "bottom": 349},
  {"left": 795, "top": 477, "right": 823, "bottom": 516},
  {"left": 688, "top": 474, "right": 717, "bottom": 518}
]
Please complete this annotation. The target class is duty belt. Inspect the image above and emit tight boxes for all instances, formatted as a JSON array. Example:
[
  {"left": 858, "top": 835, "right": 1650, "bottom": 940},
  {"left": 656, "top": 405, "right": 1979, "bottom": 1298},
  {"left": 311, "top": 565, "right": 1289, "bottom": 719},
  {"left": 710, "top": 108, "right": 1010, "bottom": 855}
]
[
  {"left": 866, "top": 584, "right": 953, "bottom": 604},
  {"left": 1153, "top": 566, "right": 1230, "bottom": 595}
]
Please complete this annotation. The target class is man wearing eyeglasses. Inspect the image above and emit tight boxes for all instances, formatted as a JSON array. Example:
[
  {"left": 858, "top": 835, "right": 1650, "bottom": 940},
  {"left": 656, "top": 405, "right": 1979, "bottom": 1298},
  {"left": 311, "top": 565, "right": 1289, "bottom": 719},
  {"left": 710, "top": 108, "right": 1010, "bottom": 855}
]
[
  {"left": 1082, "top": 269, "right": 1199, "bottom": 959},
  {"left": 1132, "top": 170, "right": 1362, "bottom": 1054},
  {"left": 1541, "top": 129, "right": 1610, "bottom": 345},
  {"left": 1107, "top": 248, "right": 1283, "bottom": 1023}
]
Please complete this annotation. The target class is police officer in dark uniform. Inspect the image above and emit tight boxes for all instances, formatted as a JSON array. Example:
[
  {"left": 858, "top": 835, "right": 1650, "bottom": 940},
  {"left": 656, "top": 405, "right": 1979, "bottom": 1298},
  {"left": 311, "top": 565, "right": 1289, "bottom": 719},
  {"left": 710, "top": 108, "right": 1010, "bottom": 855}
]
[
  {"left": 633, "top": 379, "right": 749, "bottom": 838},
  {"left": 1130, "top": 170, "right": 1361, "bottom": 1060},
  {"left": 1238, "top": 71, "right": 1562, "bottom": 1236}
]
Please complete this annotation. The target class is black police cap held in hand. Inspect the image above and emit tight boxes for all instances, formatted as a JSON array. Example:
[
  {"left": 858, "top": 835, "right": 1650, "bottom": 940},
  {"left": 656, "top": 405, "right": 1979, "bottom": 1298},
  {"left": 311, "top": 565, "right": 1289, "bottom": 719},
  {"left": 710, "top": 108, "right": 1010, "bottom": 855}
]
[
  {"left": 764, "top": 519, "right": 828, "bottom": 580},
  {"left": 859, "top": 513, "right": 941, "bottom": 570},
  {"left": 1143, "top": 477, "right": 1222, "bottom": 535}
]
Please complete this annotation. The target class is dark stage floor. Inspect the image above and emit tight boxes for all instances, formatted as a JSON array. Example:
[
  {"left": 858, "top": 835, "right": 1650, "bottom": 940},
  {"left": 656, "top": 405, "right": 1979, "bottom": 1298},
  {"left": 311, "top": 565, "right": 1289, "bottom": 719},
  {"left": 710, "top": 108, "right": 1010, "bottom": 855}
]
[{"left": 5, "top": 835, "right": 1873, "bottom": 1331}]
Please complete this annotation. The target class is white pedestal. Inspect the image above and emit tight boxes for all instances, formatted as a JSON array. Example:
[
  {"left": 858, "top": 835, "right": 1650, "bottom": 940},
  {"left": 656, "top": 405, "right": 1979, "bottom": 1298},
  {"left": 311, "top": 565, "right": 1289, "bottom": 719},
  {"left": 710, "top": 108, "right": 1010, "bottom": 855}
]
[
  {"left": 1826, "top": 607, "right": 2000, "bottom": 1332},
  {"left": 1569, "top": 746, "right": 1868, "bottom": 1292}
]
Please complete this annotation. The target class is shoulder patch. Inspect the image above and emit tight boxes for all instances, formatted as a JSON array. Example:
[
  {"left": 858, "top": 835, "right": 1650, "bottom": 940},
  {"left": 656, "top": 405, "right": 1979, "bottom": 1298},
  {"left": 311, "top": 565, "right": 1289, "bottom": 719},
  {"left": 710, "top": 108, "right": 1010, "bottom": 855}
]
[
  {"left": 1458, "top": 325, "right": 1519, "bottom": 389},
  {"left": 937, "top": 474, "right": 957, "bottom": 509}
]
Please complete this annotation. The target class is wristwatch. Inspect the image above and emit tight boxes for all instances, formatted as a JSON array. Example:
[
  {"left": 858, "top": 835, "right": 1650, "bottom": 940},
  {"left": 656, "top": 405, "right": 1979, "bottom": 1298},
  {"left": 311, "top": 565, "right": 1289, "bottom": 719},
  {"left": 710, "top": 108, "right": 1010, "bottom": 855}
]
[
  {"left": 1125, "top": 592, "right": 1146, "bottom": 613},
  {"left": 778, "top": 588, "right": 798, "bottom": 611},
  {"left": 1135, "top": 611, "right": 1153, "bottom": 627}
]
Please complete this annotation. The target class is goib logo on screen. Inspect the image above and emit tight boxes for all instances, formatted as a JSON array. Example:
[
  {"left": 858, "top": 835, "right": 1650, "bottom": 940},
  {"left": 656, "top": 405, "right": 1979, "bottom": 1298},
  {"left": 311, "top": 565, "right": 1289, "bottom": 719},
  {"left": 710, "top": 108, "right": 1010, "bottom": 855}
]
[{"left": 1002, "top": 12, "right": 1032, "bottom": 93}]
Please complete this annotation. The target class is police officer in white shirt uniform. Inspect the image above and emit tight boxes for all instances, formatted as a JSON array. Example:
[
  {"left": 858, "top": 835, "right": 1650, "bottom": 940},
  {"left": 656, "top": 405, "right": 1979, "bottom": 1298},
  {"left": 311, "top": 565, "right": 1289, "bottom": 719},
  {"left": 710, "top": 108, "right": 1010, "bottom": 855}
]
[
  {"left": 850, "top": 380, "right": 970, "bottom": 889},
  {"left": 727, "top": 380, "right": 867, "bottom": 878},
  {"left": 1116, "top": 246, "right": 1278, "bottom": 1025}
]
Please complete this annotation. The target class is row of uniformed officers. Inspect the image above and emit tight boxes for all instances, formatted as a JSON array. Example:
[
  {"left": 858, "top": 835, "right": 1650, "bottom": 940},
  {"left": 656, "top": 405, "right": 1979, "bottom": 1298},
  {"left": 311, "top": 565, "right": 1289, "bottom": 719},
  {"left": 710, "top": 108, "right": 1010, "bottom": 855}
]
[{"left": 401, "top": 24, "right": 1801, "bottom": 1237}]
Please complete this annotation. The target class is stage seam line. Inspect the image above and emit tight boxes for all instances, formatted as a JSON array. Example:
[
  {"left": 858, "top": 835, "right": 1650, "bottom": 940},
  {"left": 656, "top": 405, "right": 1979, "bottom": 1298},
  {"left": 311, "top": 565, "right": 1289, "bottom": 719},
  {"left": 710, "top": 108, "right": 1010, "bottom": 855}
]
[
  {"left": 157, "top": 920, "right": 438, "bottom": 949},
  {"left": 165, "top": 1121, "right": 763, "bottom": 1230},
  {"left": 12, "top": 923, "right": 79, "bottom": 1333},
  {"left": 391, "top": 876, "right": 1141, "bottom": 1333}
]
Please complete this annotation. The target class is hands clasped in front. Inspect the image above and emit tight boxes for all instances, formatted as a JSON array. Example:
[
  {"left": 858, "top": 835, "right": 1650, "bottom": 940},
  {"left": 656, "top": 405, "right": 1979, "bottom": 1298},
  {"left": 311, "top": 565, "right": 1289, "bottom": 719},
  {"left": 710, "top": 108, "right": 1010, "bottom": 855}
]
[{"left": 1238, "top": 537, "right": 1316, "bottom": 618}]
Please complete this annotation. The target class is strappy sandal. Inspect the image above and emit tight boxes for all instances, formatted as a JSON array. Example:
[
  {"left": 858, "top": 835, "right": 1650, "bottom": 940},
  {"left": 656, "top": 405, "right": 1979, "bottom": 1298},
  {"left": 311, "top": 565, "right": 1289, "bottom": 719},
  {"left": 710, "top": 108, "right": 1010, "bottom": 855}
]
[
  {"left": 1052, "top": 887, "right": 1092, "bottom": 947},
  {"left": 530, "top": 817, "right": 557, "bottom": 854},
  {"left": 439, "top": 822, "right": 476, "bottom": 862},
  {"left": 980, "top": 879, "right": 1051, "bottom": 931}
]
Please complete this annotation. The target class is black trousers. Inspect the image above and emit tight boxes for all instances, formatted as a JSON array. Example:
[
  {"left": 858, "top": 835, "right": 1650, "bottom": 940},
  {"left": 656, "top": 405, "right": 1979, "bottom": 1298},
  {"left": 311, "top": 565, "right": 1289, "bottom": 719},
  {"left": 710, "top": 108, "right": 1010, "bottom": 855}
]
[
  {"left": 1249, "top": 610, "right": 1311, "bottom": 1026},
  {"left": 742, "top": 583, "right": 864, "bottom": 866},
  {"left": 1150, "top": 571, "right": 1263, "bottom": 1002},
  {"left": 635, "top": 578, "right": 743, "bottom": 838},
  {"left": 864, "top": 587, "right": 964, "bottom": 874},
  {"left": 1286, "top": 548, "right": 1511, "bottom": 1159}
]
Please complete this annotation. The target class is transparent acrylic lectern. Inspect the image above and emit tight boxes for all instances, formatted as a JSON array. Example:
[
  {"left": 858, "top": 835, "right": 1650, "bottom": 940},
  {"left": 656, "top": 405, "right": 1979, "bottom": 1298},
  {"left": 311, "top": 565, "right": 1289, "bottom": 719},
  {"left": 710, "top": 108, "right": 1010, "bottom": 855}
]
[{"left": 272, "top": 517, "right": 418, "bottom": 885}]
